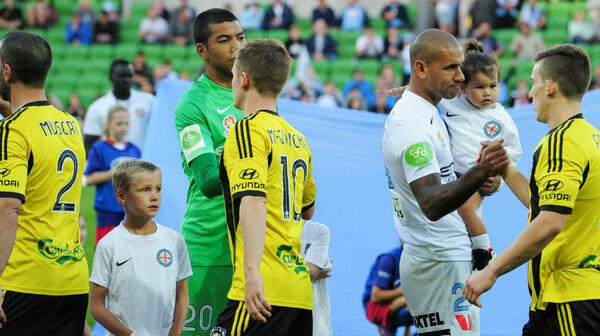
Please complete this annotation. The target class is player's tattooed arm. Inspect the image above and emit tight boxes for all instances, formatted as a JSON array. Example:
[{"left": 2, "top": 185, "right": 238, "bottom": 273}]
[{"left": 410, "top": 140, "right": 510, "bottom": 221}]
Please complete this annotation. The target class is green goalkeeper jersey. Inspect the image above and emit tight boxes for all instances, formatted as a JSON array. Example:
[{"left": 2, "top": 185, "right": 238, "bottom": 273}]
[{"left": 174, "top": 74, "right": 243, "bottom": 266}]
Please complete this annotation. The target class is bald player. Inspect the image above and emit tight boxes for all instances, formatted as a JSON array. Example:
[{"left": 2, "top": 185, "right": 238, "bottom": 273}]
[{"left": 381, "top": 29, "right": 510, "bottom": 335}]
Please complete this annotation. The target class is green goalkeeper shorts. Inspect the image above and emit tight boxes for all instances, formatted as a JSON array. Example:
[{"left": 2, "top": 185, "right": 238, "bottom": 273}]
[{"left": 182, "top": 265, "right": 233, "bottom": 336}]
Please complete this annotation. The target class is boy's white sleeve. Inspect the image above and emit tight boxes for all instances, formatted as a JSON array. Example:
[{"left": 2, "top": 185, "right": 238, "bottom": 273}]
[
  {"left": 89, "top": 240, "right": 113, "bottom": 288},
  {"left": 176, "top": 234, "right": 193, "bottom": 281},
  {"left": 302, "top": 221, "right": 332, "bottom": 270}
]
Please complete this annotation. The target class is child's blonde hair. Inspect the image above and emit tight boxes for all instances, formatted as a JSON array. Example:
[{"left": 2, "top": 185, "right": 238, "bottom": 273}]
[
  {"left": 112, "top": 159, "right": 161, "bottom": 193},
  {"left": 103, "top": 105, "right": 129, "bottom": 137}
]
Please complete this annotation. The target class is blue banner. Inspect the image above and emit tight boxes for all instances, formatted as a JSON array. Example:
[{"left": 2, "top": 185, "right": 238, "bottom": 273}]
[{"left": 142, "top": 78, "right": 600, "bottom": 336}]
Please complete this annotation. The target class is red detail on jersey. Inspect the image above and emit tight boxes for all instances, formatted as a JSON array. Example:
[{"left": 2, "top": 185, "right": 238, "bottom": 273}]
[{"left": 455, "top": 314, "right": 472, "bottom": 331}]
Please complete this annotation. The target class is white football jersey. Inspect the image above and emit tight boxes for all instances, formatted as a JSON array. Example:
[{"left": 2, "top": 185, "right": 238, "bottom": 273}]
[
  {"left": 83, "top": 89, "right": 155, "bottom": 150},
  {"left": 90, "top": 223, "right": 192, "bottom": 336},
  {"left": 439, "top": 94, "right": 522, "bottom": 175},
  {"left": 382, "top": 90, "right": 471, "bottom": 261}
]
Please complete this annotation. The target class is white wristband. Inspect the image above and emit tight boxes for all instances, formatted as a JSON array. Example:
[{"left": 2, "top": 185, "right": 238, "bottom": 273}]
[{"left": 471, "top": 233, "right": 491, "bottom": 250}]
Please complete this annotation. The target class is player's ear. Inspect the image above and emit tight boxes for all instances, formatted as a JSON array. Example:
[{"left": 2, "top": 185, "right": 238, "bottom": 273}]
[
  {"left": 196, "top": 42, "right": 208, "bottom": 61},
  {"left": 2, "top": 64, "right": 12, "bottom": 83},
  {"left": 115, "top": 189, "right": 126, "bottom": 206},
  {"left": 414, "top": 60, "right": 427, "bottom": 79},
  {"left": 545, "top": 79, "right": 557, "bottom": 98},
  {"left": 241, "top": 72, "right": 250, "bottom": 91}
]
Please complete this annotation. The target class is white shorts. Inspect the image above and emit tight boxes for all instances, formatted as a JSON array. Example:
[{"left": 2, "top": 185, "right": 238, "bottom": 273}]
[{"left": 400, "top": 252, "right": 480, "bottom": 335}]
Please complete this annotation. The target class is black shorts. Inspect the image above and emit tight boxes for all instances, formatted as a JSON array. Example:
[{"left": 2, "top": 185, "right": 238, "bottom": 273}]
[
  {"left": 0, "top": 290, "right": 88, "bottom": 336},
  {"left": 211, "top": 299, "right": 312, "bottom": 336},
  {"left": 522, "top": 300, "right": 600, "bottom": 336}
]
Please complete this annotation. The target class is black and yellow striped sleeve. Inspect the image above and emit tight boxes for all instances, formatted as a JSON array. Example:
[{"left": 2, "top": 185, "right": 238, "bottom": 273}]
[
  {"left": 0, "top": 112, "right": 29, "bottom": 202},
  {"left": 223, "top": 116, "right": 269, "bottom": 199}
]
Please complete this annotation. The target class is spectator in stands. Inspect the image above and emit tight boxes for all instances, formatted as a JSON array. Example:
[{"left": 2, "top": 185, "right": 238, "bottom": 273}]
[
  {"left": 495, "top": 0, "right": 519, "bottom": 29},
  {"left": 312, "top": 0, "right": 336, "bottom": 28},
  {"left": 0, "top": 0, "right": 23, "bottom": 29},
  {"left": 340, "top": 0, "right": 369, "bottom": 31},
  {"left": 376, "top": 63, "right": 399, "bottom": 112},
  {"left": 356, "top": 26, "right": 384, "bottom": 59},
  {"left": 133, "top": 51, "right": 154, "bottom": 90},
  {"left": 67, "top": 93, "right": 86, "bottom": 124},
  {"left": 381, "top": 0, "right": 409, "bottom": 29},
  {"left": 383, "top": 26, "right": 403, "bottom": 60},
  {"left": 316, "top": 80, "right": 343, "bottom": 108},
  {"left": 153, "top": 0, "right": 170, "bottom": 21},
  {"left": 347, "top": 88, "right": 368, "bottom": 110},
  {"left": 240, "top": 0, "right": 263, "bottom": 30},
  {"left": 363, "top": 246, "right": 412, "bottom": 336},
  {"left": 94, "top": 10, "right": 119, "bottom": 44},
  {"left": 77, "top": 0, "right": 96, "bottom": 26},
  {"left": 509, "top": 22, "right": 545, "bottom": 60},
  {"left": 82, "top": 59, "right": 155, "bottom": 152},
  {"left": 102, "top": 1, "right": 119, "bottom": 22},
  {"left": 589, "top": 64, "right": 600, "bottom": 90},
  {"left": 519, "top": 0, "right": 546, "bottom": 30},
  {"left": 26, "top": 0, "right": 57, "bottom": 29},
  {"left": 372, "top": 94, "right": 391, "bottom": 114},
  {"left": 261, "top": 0, "right": 294, "bottom": 30},
  {"left": 470, "top": 0, "right": 496, "bottom": 32},
  {"left": 170, "top": 7, "right": 193, "bottom": 45},
  {"left": 139, "top": 6, "right": 169, "bottom": 44},
  {"left": 307, "top": 18, "right": 337, "bottom": 60},
  {"left": 153, "top": 60, "right": 178, "bottom": 83},
  {"left": 285, "top": 24, "right": 306, "bottom": 59},
  {"left": 344, "top": 68, "right": 376, "bottom": 109},
  {"left": 65, "top": 12, "right": 93, "bottom": 45},
  {"left": 458, "top": 0, "right": 477, "bottom": 37},
  {"left": 568, "top": 10, "right": 594, "bottom": 44},
  {"left": 434, "top": 0, "right": 458, "bottom": 34},
  {"left": 400, "top": 34, "right": 411, "bottom": 85},
  {"left": 510, "top": 79, "right": 531, "bottom": 107},
  {"left": 174, "top": 0, "right": 195, "bottom": 23},
  {"left": 472, "top": 21, "right": 504, "bottom": 58}
]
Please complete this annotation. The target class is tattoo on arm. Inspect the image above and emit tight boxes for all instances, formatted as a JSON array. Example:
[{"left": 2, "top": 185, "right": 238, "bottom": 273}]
[{"left": 410, "top": 168, "right": 488, "bottom": 221}]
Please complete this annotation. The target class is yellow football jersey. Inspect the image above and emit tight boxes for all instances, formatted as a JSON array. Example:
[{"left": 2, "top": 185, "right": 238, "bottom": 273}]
[
  {"left": 0, "top": 101, "right": 89, "bottom": 295},
  {"left": 220, "top": 110, "right": 316, "bottom": 310},
  {"left": 528, "top": 114, "right": 600, "bottom": 310}
]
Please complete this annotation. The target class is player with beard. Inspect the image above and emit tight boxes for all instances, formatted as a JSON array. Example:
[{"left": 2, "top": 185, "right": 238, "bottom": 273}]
[
  {"left": 82, "top": 59, "right": 154, "bottom": 153},
  {"left": 0, "top": 31, "right": 89, "bottom": 335},
  {"left": 381, "top": 29, "right": 509, "bottom": 335},
  {"left": 173, "top": 9, "right": 245, "bottom": 335}
]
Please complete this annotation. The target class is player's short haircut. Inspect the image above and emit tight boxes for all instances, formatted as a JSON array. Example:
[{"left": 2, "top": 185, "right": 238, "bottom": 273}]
[
  {"left": 461, "top": 38, "right": 499, "bottom": 84},
  {"left": 0, "top": 31, "right": 51, "bottom": 88},
  {"left": 194, "top": 8, "right": 239, "bottom": 45},
  {"left": 409, "top": 29, "right": 460, "bottom": 73},
  {"left": 109, "top": 59, "right": 131, "bottom": 75},
  {"left": 235, "top": 39, "right": 291, "bottom": 98},
  {"left": 103, "top": 105, "right": 128, "bottom": 137},
  {"left": 112, "top": 159, "right": 161, "bottom": 193},
  {"left": 534, "top": 44, "right": 590, "bottom": 100}
]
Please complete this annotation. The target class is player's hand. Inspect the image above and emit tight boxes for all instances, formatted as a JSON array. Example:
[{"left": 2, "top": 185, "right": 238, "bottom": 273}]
[
  {"left": 479, "top": 176, "right": 501, "bottom": 196},
  {"left": 244, "top": 270, "right": 272, "bottom": 323},
  {"left": 477, "top": 139, "right": 510, "bottom": 177},
  {"left": 386, "top": 85, "right": 408, "bottom": 98},
  {"left": 463, "top": 267, "right": 497, "bottom": 308},
  {"left": 0, "top": 285, "right": 6, "bottom": 328}
]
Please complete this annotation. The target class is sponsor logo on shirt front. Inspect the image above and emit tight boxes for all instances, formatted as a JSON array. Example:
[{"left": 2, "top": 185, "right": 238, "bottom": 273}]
[
  {"left": 38, "top": 239, "right": 85, "bottom": 265},
  {"left": 210, "top": 326, "right": 227, "bottom": 336},
  {"left": 579, "top": 255, "right": 600, "bottom": 271},
  {"left": 223, "top": 115, "right": 236, "bottom": 136},
  {"left": 156, "top": 248, "right": 173, "bottom": 267},
  {"left": 276, "top": 244, "right": 309, "bottom": 275}
]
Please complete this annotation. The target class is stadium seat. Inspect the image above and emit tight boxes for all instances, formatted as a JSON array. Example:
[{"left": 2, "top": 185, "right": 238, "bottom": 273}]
[
  {"left": 357, "top": 59, "right": 380, "bottom": 76},
  {"left": 542, "top": 29, "right": 568, "bottom": 46},
  {"left": 50, "top": 87, "right": 75, "bottom": 107},
  {"left": 68, "top": 45, "right": 90, "bottom": 60},
  {"left": 47, "top": 29, "right": 65, "bottom": 45},
  {"left": 84, "top": 74, "right": 111, "bottom": 92},
  {"left": 406, "top": 2, "right": 417, "bottom": 26},
  {"left": 312, "top": 60, "right": 330, "bottom": 80},
  {"left": 78, "top": 88, "right": 101, "bottom": 108},
  {"left": 494, "top": 29, "right": 518, "bottom": 49},
  {"left": 335, "top": 31, "right": 362, "bottom": 46},
  {"left": 140, "top": 44, "right": 164, "bottom": 61},
  {"left": 121, "top": 29, "right": 140, "bottom": 44},
  {"left": 132, "top": 2, "right": 153, "bottom": 18},
  {"left": 546, "top": 2, "right": 572, "bottom": 18},
  {"left": 126, "top": 18, "right": 142, "bottom": 32},
  {"left": 545, "top": 15, "right": 570, "bottom": 32},
  {"left": 295, "top": 18, "right": 312, "bottom": 32},
  {"left": 244, "top": 30, "right": 263, "bottom": 40},
  {"left": 54, "top": 0, "right": 77, "bottom": 17},
  {"left": 264, "top": 29, "right": 289, "bottom": 42},
  {"left": 83, "top": 59, "right": 112, "bottom": 74},
  {"left": 89, "top": 44, "right": 115, "bottom": 59},
  {"left": 52, "top": 72, "right": 79, "bottom": 91},
  {"left": 51, "top": 60, "right": 73, "bottom": 74},
  {"left": 515, "top": 59, "right": 534, "bottom": 76},
  {"left": 371, "top": 18, "right": 386, "bottom": 35},
  {"left": 338, "top": 44, "right": 356, "bottom": 60},
  {"left": 331, "top": 73, "right": 348, "bottom": 90},
  {"left": 164, "top": 45, "right": 188, "bottom": 61},
  {"left": 114, "top": 44, "right": 139, "bottom": 60},
  {"left": 51, "top": 44, "right": 68, "bottom": 61},
  {"left": 331, "top": 59, "right": 356, "bottom": 75}
]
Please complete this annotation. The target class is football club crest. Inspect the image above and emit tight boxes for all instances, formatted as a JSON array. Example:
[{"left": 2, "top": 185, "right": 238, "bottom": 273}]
[
  {"left": 223, "top": 115, "right": 237, "bottom": 136},
  {"left": 483, "top": 121, "right": 501, "bottom": 138},
  {"left": 156, "top": 249, "right": 173, "bottom": 267}
]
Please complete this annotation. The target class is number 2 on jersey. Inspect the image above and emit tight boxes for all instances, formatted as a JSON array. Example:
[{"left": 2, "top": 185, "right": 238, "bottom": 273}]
[
  {"left": 280, "top": 155, "right": 307, "bottom": 222},
  {"left": 53, "top": 148, "right": 79, "bottom": 213}
]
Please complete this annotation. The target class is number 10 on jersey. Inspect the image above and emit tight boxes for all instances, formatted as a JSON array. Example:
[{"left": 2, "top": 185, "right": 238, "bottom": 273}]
[{"left": 280, "top": 155, "right": 307, "bottom": 222}]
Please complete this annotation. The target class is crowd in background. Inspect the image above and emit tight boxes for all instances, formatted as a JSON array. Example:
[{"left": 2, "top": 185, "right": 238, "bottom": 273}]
[{"left": 2, "top": 0, "right": 600, "bottom": 121}]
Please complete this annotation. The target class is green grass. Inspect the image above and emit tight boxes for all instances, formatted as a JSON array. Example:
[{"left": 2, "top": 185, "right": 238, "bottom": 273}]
[{"left": 81, "top": 186, "right": 97, "bottom": 328}]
